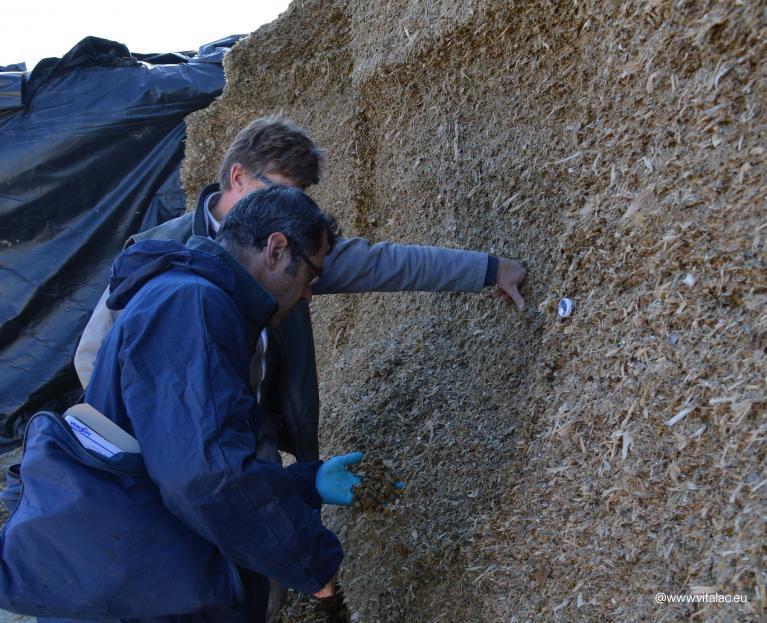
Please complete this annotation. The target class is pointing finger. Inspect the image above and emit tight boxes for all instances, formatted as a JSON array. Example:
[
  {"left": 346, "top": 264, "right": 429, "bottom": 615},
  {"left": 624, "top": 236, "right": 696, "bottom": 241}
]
[{"left": 508, "top": 285, "right": 525, "bottom": 311}]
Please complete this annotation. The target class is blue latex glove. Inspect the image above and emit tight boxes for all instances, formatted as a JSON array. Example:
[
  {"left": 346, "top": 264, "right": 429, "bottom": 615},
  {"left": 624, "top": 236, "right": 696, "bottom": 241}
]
[{"left": 316, "top": 452, "right": 364, "bottom": 506}]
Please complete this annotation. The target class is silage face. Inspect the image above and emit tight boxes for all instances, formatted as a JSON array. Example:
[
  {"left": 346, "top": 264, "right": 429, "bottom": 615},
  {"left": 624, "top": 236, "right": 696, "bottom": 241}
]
[{"left": 184, "top": 1, "right": 767, "bottom": 621}]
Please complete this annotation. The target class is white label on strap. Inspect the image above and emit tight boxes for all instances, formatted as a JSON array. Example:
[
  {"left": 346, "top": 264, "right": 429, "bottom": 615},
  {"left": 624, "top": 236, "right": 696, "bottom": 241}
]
[{"left": 65, "top": 415, "right": 122, "bottom": 457}]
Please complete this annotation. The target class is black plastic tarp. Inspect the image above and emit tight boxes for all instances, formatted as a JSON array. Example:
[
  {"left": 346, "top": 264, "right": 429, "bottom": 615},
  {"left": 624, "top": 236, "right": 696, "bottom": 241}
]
[{"left": 0, "top": 35, "right": 240, "bottom": 441}]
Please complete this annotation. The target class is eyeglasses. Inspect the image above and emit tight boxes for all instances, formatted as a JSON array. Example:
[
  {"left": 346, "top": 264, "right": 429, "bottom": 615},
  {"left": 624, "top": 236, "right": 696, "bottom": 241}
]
[
  {"left": 254, "top": 173, "right": 307, "bottom": 191},
  {"left": 255, "top": 174, "right": 275, "bottom": 187},
  {"left": 285, "top": 236, "right": 322, "bottom": 286}
]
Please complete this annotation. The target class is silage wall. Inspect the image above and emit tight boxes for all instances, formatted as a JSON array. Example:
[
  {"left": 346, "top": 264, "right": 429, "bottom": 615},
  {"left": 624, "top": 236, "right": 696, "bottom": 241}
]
[{"left": 183, "top": 2, "right": 766, "bottom": 621}]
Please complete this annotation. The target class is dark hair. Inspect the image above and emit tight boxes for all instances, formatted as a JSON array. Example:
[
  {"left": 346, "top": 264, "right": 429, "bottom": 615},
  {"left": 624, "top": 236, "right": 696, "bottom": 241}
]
[
  {"left": 218, "top": 116, "right": 324, "bottom": 191},
  {"left": 218, "top": 186, "right": 340, "bottom": 268}
]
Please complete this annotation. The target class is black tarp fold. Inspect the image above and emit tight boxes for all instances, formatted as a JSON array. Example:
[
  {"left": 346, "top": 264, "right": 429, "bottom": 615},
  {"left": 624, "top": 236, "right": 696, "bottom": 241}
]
[{"left": 0, "top": 35, "right": 240, "bottom": 441}]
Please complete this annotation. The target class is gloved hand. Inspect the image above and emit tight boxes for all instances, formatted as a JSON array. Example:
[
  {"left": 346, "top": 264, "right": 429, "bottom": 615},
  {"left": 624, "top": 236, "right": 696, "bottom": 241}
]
[{"left": 316, "top": 452, "right": 364, "bottom": 506}]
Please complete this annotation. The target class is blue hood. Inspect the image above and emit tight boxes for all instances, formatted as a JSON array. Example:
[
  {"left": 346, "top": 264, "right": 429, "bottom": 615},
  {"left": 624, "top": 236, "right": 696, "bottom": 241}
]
[{"left": 106, "top": 236, "right": 277, "bottom": 330}]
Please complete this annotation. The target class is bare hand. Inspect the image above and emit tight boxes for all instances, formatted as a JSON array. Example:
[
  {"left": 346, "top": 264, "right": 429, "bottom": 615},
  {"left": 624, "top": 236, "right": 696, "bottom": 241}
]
[
  {"left": 494, "top": 258, "right": 526, "bottom": 311},
  {"left": 313, "top": 571, "right": 338, "bottom": 599}
]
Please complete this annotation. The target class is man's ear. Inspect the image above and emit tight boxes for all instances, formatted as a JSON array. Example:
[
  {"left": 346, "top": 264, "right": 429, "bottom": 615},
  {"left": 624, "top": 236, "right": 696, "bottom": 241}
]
[
  {"left": 229, "top": 163, "right": 247, "bottom": 194},
  {"left": 265, "top": 232, "right": 290, "bottom": 271}
]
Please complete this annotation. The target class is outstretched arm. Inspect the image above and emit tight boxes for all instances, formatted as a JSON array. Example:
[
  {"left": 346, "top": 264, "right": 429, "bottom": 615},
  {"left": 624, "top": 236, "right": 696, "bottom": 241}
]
[
  {"left": 314, "top": 237, "right": 526, "bottom": 309},
  {"left": 314, "top": 237, "right": 488, "bottom": 294}
]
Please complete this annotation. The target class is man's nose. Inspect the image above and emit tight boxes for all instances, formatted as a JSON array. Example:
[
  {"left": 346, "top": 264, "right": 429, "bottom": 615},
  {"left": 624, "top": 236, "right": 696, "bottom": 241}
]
[{"left": 302, "top": 287, "right": 313, "bottom": 304}]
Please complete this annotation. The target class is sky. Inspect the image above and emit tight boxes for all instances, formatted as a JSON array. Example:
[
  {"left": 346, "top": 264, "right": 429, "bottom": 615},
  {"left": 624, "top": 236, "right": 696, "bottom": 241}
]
[{"left": 2, "top": 0, "right": 292, "bottom": 71}]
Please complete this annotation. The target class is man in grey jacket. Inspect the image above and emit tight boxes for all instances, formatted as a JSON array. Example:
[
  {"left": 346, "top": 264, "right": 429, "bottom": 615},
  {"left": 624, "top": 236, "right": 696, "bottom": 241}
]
[{"left": 74, "top": 115, "right": 526, "bottom": 618}]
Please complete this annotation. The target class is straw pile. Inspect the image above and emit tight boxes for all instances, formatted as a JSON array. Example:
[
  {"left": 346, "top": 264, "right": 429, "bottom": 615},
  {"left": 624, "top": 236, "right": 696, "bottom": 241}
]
[{"left": 183, "top": 1, "right": 766, "bottom": 620}]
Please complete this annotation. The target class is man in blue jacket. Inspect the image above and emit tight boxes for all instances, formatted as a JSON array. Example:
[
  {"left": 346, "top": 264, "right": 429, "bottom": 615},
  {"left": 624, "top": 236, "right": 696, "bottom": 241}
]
[{"left": 75, "top": 186, "right": 349, "bottom": 622}]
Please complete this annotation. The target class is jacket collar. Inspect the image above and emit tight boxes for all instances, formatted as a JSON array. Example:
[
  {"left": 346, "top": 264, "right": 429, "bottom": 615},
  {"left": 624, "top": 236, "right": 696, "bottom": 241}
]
[
  {"left": 193, "top": 182, "right": 221, "bottom": 238},
  {"left": 186, "top": 235, "right": 277, "bottom": 330}
]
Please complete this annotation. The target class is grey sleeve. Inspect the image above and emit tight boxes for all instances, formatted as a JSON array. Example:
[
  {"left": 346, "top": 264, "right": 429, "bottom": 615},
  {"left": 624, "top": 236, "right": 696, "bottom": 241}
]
[
  {"left": 73, "top": 286, "right": 121, "bottom": 389},
  {"left": 313, "top": 237, "right": 489, "bottom": 295}
]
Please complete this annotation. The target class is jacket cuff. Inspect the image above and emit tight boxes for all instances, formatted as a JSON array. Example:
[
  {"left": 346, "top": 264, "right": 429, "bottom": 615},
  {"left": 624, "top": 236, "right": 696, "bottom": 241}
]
[
  {"left": 286, "top": 460, "right": 324, "bottom": 509},
  {"left": 484, "top": 256, "right": 499, "bottom": 287}
]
